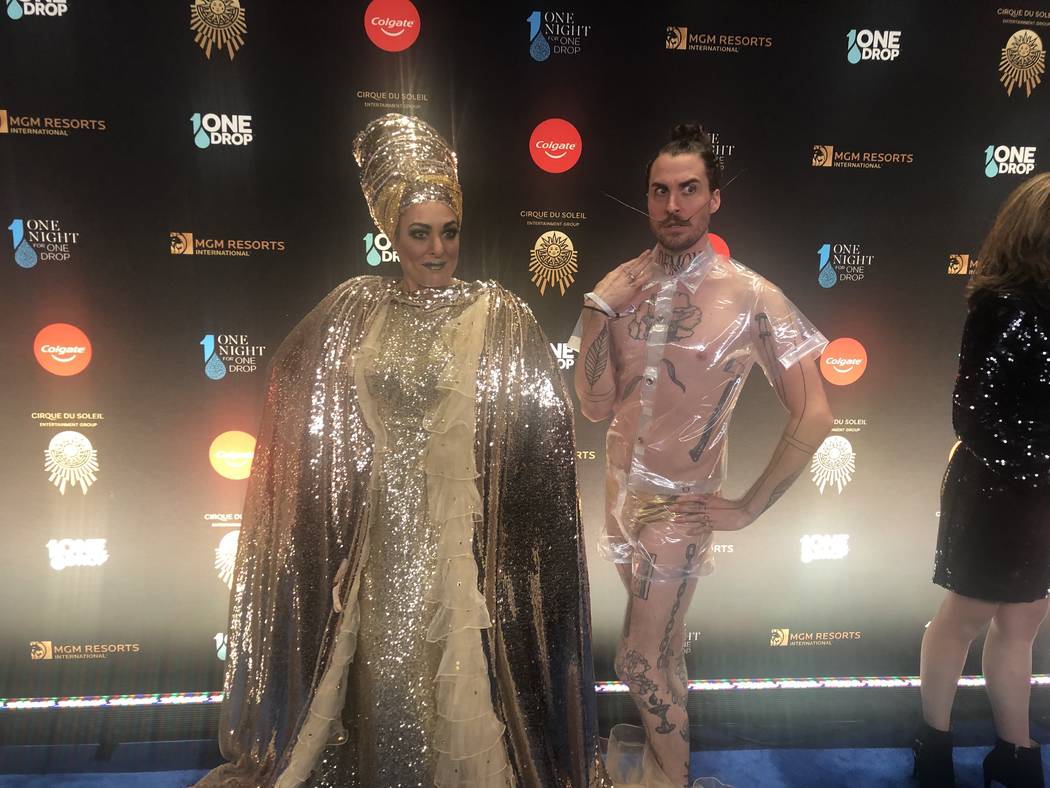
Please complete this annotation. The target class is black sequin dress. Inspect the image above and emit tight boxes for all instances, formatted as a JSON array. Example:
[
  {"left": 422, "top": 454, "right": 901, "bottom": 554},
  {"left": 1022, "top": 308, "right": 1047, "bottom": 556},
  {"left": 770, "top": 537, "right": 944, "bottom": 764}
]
[{"left": 934, "top": 285, "right": 1050, "bottom": 603}]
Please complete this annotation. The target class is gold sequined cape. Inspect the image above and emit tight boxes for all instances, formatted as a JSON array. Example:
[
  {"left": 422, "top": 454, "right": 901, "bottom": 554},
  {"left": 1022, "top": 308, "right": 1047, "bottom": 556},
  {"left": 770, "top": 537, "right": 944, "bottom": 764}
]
[{"left": 196, "top": 276, "right": 605, "bottom": 787}]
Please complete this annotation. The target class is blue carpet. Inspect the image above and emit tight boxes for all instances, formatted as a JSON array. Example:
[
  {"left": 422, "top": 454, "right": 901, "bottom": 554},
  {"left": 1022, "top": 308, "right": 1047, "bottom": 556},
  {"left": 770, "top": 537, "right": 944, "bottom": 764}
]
[{"left": 3, "top": 746, "right": 1049, "bottom": 786}]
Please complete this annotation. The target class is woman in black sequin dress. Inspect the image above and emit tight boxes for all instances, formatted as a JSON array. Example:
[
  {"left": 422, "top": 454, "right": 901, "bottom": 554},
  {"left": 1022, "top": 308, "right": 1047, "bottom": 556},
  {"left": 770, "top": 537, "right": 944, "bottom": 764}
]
[{"left": 914, "top": 173, "right": 1050, "bottom": 788}]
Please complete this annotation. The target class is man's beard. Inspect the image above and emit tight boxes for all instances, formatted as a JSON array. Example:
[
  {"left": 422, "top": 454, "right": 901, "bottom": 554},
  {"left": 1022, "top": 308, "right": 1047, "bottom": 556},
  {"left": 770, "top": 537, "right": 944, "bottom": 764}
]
[{"left": 653, "top": 219, "right": 705, "bottom": 253}]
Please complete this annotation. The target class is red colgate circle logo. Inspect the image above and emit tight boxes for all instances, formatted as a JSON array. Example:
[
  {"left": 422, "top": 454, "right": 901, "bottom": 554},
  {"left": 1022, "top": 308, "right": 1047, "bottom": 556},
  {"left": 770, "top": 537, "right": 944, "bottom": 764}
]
[
  {"left": 34, "top": 323, "right": 93, "bottom": 376},
  {"left": 820, "top": 337, "right": 868, "bottom": 386},
  {"left": 708, "top": 233, "right": 730, "bottom": 257},
  {"left": 364, "top": 0, "right": 421, "bottom": 52},
  {"left": 530, "top": 118, "right": 583, "bottom": 173}
]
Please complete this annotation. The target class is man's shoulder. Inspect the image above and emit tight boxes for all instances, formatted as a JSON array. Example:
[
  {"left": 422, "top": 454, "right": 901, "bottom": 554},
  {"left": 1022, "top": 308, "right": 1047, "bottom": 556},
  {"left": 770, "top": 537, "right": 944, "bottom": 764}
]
[{"left": 709, "top": 254, "right": 783, "bottom": 298}]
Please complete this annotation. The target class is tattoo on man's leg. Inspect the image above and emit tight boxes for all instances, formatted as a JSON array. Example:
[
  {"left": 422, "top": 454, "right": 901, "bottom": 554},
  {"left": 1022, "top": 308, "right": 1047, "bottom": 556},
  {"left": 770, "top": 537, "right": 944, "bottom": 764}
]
[
  {"left": 633, "top": 555, "right": 655, "bottom": 600},
  {"left": 617, "top": 649, "right": 659, "bottom": 697},
  {"left": 645, "top": 694, "right": 676, "bottom": 735},
  {"left": 657, "top": 544, "right": 697, "bottom": 671}
]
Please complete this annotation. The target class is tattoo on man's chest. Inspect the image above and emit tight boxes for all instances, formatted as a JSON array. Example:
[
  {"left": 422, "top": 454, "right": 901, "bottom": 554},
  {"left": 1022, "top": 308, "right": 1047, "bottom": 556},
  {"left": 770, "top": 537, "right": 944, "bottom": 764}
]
[{"left": 628, "top": 292, "right": 702, "bottom": 343}]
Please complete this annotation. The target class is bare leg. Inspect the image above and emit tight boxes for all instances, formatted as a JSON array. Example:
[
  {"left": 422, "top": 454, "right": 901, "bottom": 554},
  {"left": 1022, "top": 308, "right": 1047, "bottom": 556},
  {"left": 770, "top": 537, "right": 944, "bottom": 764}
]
[
  {"left": 983, "top": 597, "right": 1050, "bottom": 746},
  {"left": 919, "top": 591, "right": 998, "bottom": 730},
  {"left": 615, "top": 535, "right": 701, "bottom": 787}
]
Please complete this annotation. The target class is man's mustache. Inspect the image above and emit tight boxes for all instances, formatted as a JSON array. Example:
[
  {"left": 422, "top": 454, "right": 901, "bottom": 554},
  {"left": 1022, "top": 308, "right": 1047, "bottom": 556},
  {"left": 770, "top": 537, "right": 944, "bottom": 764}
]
[{"left": 660, "top": 214, "right": 698, "bottom": 227}]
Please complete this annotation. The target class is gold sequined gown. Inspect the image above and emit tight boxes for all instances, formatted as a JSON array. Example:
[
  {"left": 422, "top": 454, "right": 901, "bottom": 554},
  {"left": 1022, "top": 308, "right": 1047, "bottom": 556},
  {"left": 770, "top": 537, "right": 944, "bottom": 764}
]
[
  {"left": 318, "top": 295, "right": 464, "bottom": 785},
  {"left": 193, "top": 277, "right": 607, "bottom": 788}
]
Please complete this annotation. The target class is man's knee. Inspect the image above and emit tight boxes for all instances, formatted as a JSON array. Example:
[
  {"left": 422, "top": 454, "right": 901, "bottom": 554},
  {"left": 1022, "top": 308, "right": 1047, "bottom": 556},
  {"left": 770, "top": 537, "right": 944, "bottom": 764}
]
[{"left": 615, "top": 640, "right": 662, "bottom": 685}]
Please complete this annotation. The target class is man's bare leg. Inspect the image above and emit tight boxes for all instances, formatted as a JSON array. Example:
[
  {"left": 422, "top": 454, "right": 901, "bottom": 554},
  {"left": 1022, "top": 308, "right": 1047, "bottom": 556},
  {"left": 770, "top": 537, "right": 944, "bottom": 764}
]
[{"left": 615, "top": 537, "right": 701, "bottom": 787}]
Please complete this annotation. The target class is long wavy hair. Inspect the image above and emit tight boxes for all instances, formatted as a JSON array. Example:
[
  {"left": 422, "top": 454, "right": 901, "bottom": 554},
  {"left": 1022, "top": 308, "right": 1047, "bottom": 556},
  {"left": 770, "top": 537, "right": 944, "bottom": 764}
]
[{"left": 970, "top": 172, "right": 1050, "bottom": 299}]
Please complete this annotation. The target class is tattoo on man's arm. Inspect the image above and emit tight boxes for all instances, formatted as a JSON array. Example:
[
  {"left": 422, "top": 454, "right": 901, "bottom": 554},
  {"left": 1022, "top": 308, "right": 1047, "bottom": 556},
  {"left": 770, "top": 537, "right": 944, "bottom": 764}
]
[
  {"left": 760, "top": 468, "right": 804, "bottom": 514},
  {"left": 585, "top": 323, "right": 610, "bottom": 388},
  {"left": 755, "top": 313, "right": 788, "bottom": 402}
]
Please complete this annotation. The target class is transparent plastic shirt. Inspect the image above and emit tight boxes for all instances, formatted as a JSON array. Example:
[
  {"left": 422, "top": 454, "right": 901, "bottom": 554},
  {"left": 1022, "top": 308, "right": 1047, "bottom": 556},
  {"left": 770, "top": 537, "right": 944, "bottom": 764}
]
[{"left": 572, "top": 240, "right": 827, "bottom": 583}]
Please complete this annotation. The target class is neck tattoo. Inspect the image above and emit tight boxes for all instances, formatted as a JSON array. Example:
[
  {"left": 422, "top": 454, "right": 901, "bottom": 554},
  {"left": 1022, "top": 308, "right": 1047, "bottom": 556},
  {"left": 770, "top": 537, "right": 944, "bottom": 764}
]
[{"left": 657, "top": 249, "right": 698, "bottom": 275}]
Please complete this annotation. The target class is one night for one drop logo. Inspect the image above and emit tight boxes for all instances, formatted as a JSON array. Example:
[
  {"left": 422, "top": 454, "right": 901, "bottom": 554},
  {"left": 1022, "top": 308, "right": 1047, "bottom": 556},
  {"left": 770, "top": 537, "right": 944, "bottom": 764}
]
[
  {"left": 9, "top": 218, "right": 79, "bottom": 268},
  {"left": 201, "top": 334, "right": 267, "bottom": 379},
  {"left": 191, "top": 113, "right": 253, "bottom": 148}
]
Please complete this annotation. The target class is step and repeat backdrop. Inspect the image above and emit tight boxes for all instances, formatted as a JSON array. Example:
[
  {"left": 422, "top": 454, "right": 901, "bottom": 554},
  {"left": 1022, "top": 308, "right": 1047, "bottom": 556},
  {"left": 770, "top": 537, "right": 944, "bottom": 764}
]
[{"left": 2, "top": 0, "right": 1049, "bottom": 702}]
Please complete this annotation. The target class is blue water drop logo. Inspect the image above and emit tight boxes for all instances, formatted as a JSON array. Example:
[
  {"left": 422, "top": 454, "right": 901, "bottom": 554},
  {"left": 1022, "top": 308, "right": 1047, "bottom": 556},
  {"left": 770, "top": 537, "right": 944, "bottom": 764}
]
[
  {"left": 15, "top": 238, "right": 37, "bottom": 268},
  {"left": 201, "top": 335, "right": 227, "bottom": 380},
  {"left": 818, "top": 243, "right": 838, "bottom": 288},
  {"left": 205, "top": 355, "right": 227, "bottom": 379},
  {"left": 846, "top": 30, "right": 861, "bottom": 64},
  {"left": 9, "top": 219, "right": 38, "bottom": 268},
  {"left": 191, "top": 113, "right": 211, "bottom": 149},
  {"left": 984, "top": 145, "right": 999, "bottom": 178},
  {"left": 363, "top": 232, "right": 382, "bottom": 267},
  {"left": 7, "top": 0, "right": 23, "bottom": 20},
  {"left": 530, "top": 32, "right": 551, "bottom": 61},
  {"left": 528, "top": 11, "right": 550, "bottom": 61}
]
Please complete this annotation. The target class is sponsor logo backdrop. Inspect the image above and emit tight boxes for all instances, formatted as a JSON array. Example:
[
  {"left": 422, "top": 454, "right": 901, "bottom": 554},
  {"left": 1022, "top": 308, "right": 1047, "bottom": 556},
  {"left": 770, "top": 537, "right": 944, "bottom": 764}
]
[{"left": 2, "top": 1, "right": 1049, "bottom": 704}]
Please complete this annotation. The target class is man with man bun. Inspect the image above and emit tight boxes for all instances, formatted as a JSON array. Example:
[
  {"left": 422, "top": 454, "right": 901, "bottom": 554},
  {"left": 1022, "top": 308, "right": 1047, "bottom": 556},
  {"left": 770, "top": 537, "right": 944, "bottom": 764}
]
[{"left": 574, "top": 124, "right": 833, "bottom": 787}]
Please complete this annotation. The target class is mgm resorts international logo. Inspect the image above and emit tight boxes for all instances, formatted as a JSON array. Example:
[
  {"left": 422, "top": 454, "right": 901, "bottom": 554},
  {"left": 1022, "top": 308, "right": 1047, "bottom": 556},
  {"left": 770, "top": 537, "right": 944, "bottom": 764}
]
[
  {"left": 190, "top": 0, "right": 247, "bottom": 60},
  {"left": 364, "top": 230, "right": 400, "bottom": 266},
  {"left": 0, "top": 108, "right": 106, "bottom": 136},
  {"left": 5, "top": 0, "right": 67, "bottom": 20},
  {"left": 846, "top": 28, "right": 901, "bottom": 63},
  {"left": 44, "top": 431, "right": 99, "bottom": 495},
  {"left": 527, "top": 10, "right": 591, "bottom": 61},
  {"left": 30, "top": 641, "right": 140, "bottom": 661},
  {"left": 665, "top": 25, "right": 773, "bottom": 54},
  {"left": 191, "top": 112, "right": 253, "bottom": 148},
  {"left": 948, "top": 253, "right": 978, "bottom": 276},
  {"left": 770, "top": 628, "right": 862, "bottom": 648},
  {"left": 170, "top": 231, "right": 285, "bottom": 257},
  {"left": 812, "top": 144, "right": 913, "bottom": 170},
  {"left": 811, "top": 435, "right": 855, "bottom": 495},
  {"left": 201, "top": 333, "right": 267, "bottom": 379},
  {"left": 529, "top": 230, "right": 577, "bottom": 295},
  {"left": 9, "top": 218, "right": 79, "bottom": 268},
  {"left": 985, "top": 144, "right": 1037, "bottom": 177},
  {"left": 800, "top": 534, "right": 850, "bottom": 564},
  {"left": 47, "top": 538, "right": 108, "bottom": 570},
  {"left": 817, "top": 242, "right": 875, "bottom": 288},
  {"left": 1000, "top": 29, "right": 1044, "bottom": 97}
]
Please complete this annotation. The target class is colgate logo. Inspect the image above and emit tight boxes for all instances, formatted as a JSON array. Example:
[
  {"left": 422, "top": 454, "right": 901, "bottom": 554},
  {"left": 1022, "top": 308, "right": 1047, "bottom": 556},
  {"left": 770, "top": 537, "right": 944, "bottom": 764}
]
[
  {"left": 34, "top": 323, "right": 92, "bottom": 376},
  {"left": 530, "top": 118, "right": 583, "bottom": 173},
  {"left": 364, "top": 0, "right": 420, "bottom": 52},
  {"left": 820, "top": 338, "right": 867, "bottom": 386}
]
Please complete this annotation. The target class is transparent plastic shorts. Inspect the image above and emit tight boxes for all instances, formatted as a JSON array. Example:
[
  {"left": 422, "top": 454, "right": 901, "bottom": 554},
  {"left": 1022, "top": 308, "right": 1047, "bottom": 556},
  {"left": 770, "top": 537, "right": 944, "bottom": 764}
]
[{"left": 571, "top": 240, "right": 827, "bottom": 583}]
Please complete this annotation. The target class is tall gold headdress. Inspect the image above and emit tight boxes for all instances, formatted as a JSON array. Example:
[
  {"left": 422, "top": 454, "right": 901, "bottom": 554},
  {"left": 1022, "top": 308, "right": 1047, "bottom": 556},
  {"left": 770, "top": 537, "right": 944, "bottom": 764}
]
[{"left": 353, "top": 114, "right": 462, "bottom": 239}]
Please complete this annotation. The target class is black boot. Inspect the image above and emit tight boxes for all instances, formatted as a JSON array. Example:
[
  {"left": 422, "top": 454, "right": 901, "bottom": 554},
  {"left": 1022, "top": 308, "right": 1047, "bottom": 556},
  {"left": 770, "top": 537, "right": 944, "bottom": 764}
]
[
  {"left": 913, "top": 720, "right": 955, "bottom": 787},
  {"left": 983, "top": 737, "right": 1044, "bottom": 788}
]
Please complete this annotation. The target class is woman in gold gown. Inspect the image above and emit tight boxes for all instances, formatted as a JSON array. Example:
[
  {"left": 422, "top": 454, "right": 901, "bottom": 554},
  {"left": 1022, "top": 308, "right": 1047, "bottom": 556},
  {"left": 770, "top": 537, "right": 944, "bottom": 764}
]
[{"left": 195, "top": 114, "right": 606, "bottom": 788}]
